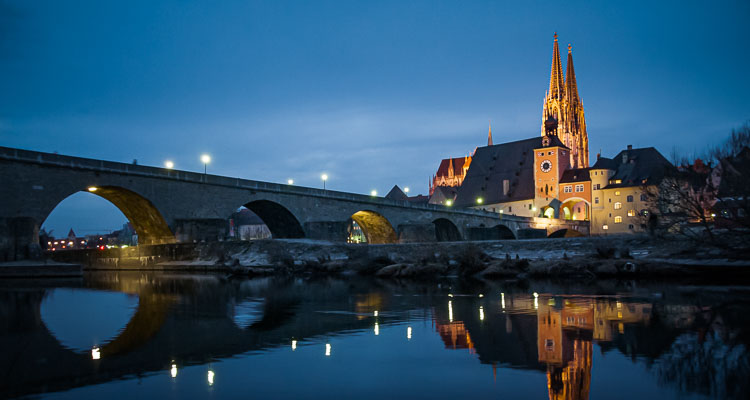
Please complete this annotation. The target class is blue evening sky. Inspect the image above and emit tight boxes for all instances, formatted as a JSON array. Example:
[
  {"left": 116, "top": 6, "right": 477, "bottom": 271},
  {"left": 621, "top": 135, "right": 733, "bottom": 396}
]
[{"left": 1, "top": 1, "right": 748, "bottom": 235}]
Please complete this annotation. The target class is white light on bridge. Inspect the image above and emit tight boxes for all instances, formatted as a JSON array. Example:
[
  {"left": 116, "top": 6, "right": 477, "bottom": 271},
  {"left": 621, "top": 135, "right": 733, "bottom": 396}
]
[
  {"left": 207, "top": 370, "right": 215, "bottom": 386},
  {"left": 201, "top": 154, "right": 211, "bottom": 164},
  {"left": 325, "top": 343, "right": 331, "bottom": 356},
  {"left": 476, "top": 197, "right": 484, "bottom": 204},
  {"left": 371, "top": 190, "right": 377, "bottom": 196},
  {"left": 445, "top": 200, "right": 452, "bottom": 206},
  {"left": 91, "top": 347, "right": 101, "bottom": 360},
  {"left": 404, "top": 187, "right": 410, "bottom": 193},
  {"left": 88, "top": 187, "right": 98, "bottom": 192},
  {"left": 407, "top": 326, "right": 412, "bottom": 340},
  {"left": 292, "top": 340, "right": 297, "bottom": 351},
  {"left": 170, "top": 363, "right": 177, "bottom": 378},
  {"left": 321, "top": 174, "right": 328, "bottom": 190},
  {"left": 165, "top": 160, "right": 174, "bottom": 169},
  {"left": 287, "top": 179, "right": 294, "bottom": 185}
]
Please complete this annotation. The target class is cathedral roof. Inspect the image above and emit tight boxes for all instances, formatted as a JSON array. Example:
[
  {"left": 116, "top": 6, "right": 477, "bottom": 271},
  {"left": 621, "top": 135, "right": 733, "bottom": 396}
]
[
  {"left": 435, "top": 156, "right": 469, "bottom": 177},
  {"left": 560, "top": 168, "right": 591, "bottom": 183},
  {"left": 455, "top": 136, "right": 565, "bottom": 207}
]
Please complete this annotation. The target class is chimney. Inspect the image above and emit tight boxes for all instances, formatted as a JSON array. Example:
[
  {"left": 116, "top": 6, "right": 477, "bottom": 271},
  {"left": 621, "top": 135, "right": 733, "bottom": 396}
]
[{"left": 627, "top": 144, "right": 633, "bottom": 150}]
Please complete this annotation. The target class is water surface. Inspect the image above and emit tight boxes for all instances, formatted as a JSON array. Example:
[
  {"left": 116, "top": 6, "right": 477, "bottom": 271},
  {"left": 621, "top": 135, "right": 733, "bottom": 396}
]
[{"left": 1, "top": 272, "right": 748, "bottom": 399}]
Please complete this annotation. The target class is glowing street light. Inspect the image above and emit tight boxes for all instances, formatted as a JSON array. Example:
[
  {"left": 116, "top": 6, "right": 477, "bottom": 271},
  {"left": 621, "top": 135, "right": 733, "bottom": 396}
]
[
  {"left": 476, "top": 197, "right": 484, "bottom": 204},
  {"left": 88, "top": 187, "right": 98, "bottom": 192},
  {"left": 201, "top": 154, "right": 211, "bottom": 174},
  {"left": 370, "top": 190, "right": 378, "bottom": 196},
  {"left": 321, "top": 174, "right": 328, "bottom": 190},
  {"left": 445, "top": 200, "right": 453, "bottom": 206},
  {"left": 165, "top": 160, "right": 174, "bottom": 169},
  {"left": 287, "top": 179, "right": 294, "bottom": 185},
  {"left": 404, "top": 187, "right": 410, "bottom": 193}
]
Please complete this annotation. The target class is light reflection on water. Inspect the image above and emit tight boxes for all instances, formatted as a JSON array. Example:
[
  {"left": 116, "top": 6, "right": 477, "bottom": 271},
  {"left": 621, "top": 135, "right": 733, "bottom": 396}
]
[{"left": 1, "top": 272, "right": 749, "bottom": 399}]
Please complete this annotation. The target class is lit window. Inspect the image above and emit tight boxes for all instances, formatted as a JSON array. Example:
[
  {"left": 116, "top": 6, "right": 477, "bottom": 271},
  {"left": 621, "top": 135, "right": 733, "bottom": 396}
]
[
  {"left": 615, "top": 216, "right": 622, "bottom": 223},
  {"left": 627, "top": 209, "right": 636, "bottom": 217},
  {"left": 615, "top": 191, "right": 621, "bottom": 196},
  {"left": 615, "top": 179, "right": 622, "bottom": 184},
  {"left": 602, "top": 224, "right": 609, "bottom": 230},
  {"left": 627, "top": 195, "right": 633, "bottom": 202},
  {"left": 614, "top": 202, "right": 622, "bottom": 210}
]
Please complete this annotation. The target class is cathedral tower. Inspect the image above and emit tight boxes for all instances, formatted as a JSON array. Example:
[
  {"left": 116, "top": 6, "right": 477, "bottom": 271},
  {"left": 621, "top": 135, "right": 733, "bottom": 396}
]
[{"left": 541, "top": 34, "right": 589, "bottom": 168}]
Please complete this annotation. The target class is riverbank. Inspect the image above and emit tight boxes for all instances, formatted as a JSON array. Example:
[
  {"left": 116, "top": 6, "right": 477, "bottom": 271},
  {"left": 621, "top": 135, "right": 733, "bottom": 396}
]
[{"left": 46, "top": 235, "right": 750, "bottom": 281}]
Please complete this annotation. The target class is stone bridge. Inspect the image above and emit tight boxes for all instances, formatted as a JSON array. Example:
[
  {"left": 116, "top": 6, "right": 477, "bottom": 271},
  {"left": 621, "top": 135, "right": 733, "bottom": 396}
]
[{"left": 0, "top": 146, "right": 588, "bottom": 261}]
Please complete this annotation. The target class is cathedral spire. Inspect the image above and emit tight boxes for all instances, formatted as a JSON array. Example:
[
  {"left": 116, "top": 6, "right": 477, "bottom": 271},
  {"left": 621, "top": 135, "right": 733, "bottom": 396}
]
[
  {"left": 487, "top": 120, "right": 493, "bottom": 146},
  {"left": 548, "top": 33, "right": 565, "bottom": 101},
  {"left": 565, "top": 44, "right": 579, "bottom": 105}
]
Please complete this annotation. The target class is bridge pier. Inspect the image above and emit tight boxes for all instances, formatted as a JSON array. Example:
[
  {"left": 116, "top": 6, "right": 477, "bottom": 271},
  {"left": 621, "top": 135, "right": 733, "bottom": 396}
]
[
  {"left": 397, "top": 224, "right": 436, "bottom": 243},
  {"left": 303, "top": 221, "right": 349, "bottom": 242},
  {"left": 0, "top": 217, "right": 43, "bottom": 262}
]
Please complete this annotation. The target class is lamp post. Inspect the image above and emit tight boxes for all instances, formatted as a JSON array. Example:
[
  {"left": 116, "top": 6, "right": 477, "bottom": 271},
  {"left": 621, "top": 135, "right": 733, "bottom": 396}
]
[
  {"left": 321, "top": 174, "right": 328, "bottom": 190},
  {"left": 201, "top": 154, "right": 211, "bottom": 174},
  {"left": 165, "top": 160, "right": 174, "bottom": 169}
]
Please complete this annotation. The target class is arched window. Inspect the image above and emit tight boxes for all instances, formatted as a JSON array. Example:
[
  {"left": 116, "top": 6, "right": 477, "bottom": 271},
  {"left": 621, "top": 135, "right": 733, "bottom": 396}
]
[
  {"left": 614, "top": 202, "right": 622, "bottom": 210},
  {"left": 614, "top": 216, "right": 622, "bottom": 223}
]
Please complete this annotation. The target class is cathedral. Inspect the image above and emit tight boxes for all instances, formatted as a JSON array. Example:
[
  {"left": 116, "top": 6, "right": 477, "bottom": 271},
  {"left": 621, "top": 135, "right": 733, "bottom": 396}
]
[{"left": 541, "top": 33, "right": 589, "bottom": 169}]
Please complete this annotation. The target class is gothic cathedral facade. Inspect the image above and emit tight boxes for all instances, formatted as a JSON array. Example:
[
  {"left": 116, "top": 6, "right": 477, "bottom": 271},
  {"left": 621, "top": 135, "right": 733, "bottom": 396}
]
[{"left": 541, "top": 33, "right": 589, "bottom": 169}]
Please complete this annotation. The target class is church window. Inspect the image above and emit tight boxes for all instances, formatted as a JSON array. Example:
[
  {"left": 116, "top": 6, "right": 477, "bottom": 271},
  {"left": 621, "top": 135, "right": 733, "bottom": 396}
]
[
  {"left": 614, "top": 202, "right": 622, "bottom": 210},
  {"left": 615, "top": 216, "right": 623, "bottom": 223},
  {"left": 628, "top": 210, "right": 636, "bottom": 216},
  {"left": 564, "top": 186, "right": 572, "bottom": 193},
  {"left": 575, "top": 184, "right": 584, "bottom": 192},
  {"left": 595, "top": 197, "right": 599, "bottom": 204},
  {"left": 627, "top": 195, "right": 633, "bottom": 202},
  {"left": 640, "top": 194, "right": 647, "bottom": 201}
]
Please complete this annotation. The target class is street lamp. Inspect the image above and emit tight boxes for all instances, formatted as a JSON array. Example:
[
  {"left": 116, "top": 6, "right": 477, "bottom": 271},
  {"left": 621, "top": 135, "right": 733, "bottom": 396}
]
[
  {"left": 201, "top": 154, "right": 211, "bottom": 174},
  {"left": 321, "top": 174, "right": 328, "bottom": 190},
  {"left": 287, "top": 179, "right": 294, "bottom": 185},
  {"left": 371, "top": 190, "right": 377, "bottom": 196},
  {"left": 445, "top": 200, "right": 453, "bottom": 206},
  {"left": 476, "top": 197, "right": 484, "bottom": 204},
  {"left": 165, "top": 160, "right": 174, "bottom": 169},
  {"left": 404, "top": 187, "right": 410, "bottom": 193}
]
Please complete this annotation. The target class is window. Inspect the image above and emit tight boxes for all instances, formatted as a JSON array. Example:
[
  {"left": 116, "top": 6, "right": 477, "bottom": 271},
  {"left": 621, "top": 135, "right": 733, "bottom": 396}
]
[
  {"left": 615, "top": 191, "right": 621, "bottom": 196},
  {"left": 614, "top": 202, "right": 622, "bottom": 210},
  {"left": 538, "top": 152, "right": 544, "bottom": 156},
  {"left": 602, "top": 224, "right": 609, "bottom": 230},
  {"left": 548, "top": 151, "right": 554, "bottom": 155},
  {"left": 640, "top": 209, "right": 650, "bottom": 217},
  {"left": 564, "top": 186, "right": 572, "bottom": 193},
  {"left": 575, "top": 184, "right": 584, "bottom": 192},
  {"left": 509, "top": 206, "right": 512, "bottom": 212},
  {"left": 640, "top": 194, "right": 647, "bottom": 201},
  {"left": 615, "top": 179, "right": 622, "bottom": 184},
  {"left": 627, "top": 209, "right": 636, "bottom": 217},
  {"left": 595, "top": 197, "right": 599, "bottom": 204},
  {"left": 594, "top": 183, "right": 600, "bottom": 190},
  {"left": 594, "top": 171, "right": 597, "bottom": 176},
  {"left": 627, "top": 195, "right": 633, "bottom": 202},
  {"left": 628, "top": 224, "right": 634, "bottom": 229},
  {"left": 615, "top": 216, "right": 622, "bottom": 223},
  {"left": 545, "top": 339, "right": 554, "bottom": 351},
  {"left": 529, "top": 204, "right": 532, "bottom": 210},
  {"left": 608, "top": 198, "right": 611, "bottom": 203}
]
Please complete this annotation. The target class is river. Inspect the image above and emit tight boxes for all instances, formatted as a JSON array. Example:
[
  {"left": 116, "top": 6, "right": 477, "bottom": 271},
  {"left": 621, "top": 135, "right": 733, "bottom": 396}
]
[{"left": 1, "top": 272, "right": 748, "bottom": 399}]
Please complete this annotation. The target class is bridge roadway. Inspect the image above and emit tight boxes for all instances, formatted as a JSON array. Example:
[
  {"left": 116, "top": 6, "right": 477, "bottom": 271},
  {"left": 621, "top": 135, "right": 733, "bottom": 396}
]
[{"left": 0, "top": 146, "right": 587, "bottom": 261}]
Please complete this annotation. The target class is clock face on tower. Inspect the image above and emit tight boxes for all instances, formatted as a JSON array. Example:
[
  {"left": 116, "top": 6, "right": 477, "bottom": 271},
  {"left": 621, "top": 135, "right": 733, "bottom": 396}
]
[{"left": 540, "top": 160, "right": 552, "bottom": 173}]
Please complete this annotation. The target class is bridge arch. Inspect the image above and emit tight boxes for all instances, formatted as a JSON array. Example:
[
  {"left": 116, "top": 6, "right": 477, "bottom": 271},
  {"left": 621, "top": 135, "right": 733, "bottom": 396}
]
[
  {"left": 548, "top": 228, "right": 585, "bottom": 238},
  {"left": 494, "top": 224, "right": 516, "bottom": 240},
  {"left": 43, "top": 186, "right": 174, "bottom": 245},
  {"left": 350, "top": 210, "right": 397, "bottom": 244},
  {"left": 433, "top": 218, "right": 462, "bottom": 242},
  {"left": 243, "top": 200, "right": 305, "bottom": 239}
]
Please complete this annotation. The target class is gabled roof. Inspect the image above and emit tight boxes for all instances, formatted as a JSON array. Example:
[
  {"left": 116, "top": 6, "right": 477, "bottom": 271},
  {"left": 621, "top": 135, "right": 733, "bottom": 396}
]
[
  {"left": 605, "top": 147, "right": 673, "bottom": 188},
  {"left": 560, "top": 168, "right": 590, "bottom": 183},
  {"left": 454, "top": 136, "right": 566, "bottom": 206},
  {"left": 385, "top": 185, "right": 408, "bottom": 201},
  {"left": 435, "top": 157, "right": 468, "bottom": 177},
  {"left": 591, "top": 157, "right": 617, "bottom": 170}
]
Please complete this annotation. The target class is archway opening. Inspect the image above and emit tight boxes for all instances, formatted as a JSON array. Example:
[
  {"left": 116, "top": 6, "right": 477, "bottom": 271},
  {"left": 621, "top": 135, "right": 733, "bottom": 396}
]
[
  {"left": 494, "top": 224, "right": 516, "bottom": 240},
  {"left": 350, "top": 210, "right": 397, "bottom": 244},
  {"left": 228, "top": 207, "right": 272, "bottom": 240},
  {"left": 548, "top": 228, "right": 585, "bottom": 238},
  {"left": 560, "top": 199, "right": 590, "bottom": 221},
  {"left": 543, "top": 207, "right": 556, "bottom": 219},
  {"left": 433, "top": 218, "right": 462, "bottom": 242},
  {"left": 41, "top": 187, "right": 174, "bottom": 250},
  {"left": 243, "top": 200, "right": 305, "bottom": 239}
]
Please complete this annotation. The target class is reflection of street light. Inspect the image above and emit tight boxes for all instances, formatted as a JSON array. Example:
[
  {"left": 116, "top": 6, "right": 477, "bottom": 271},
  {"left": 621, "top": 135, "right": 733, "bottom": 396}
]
[
  {"left": 325, "top": 343, "right": 331, "bottom": 356},
  {"left": 321, "top": 174, "right": 328, "bottom": 190},
  {"left": 165, "top": 160, "right": 174, "bottom": 169},
  {"left": 287, "top": 179, "right": 294, "bottom": 185},
  {"left": 91, "top": 347, "right": 101, "bottom": 360},
  {"left": 170, "top": 363, "right": 177, "bottom": 378},
  {"left": 207, "top": 369, "right": 215, "bottom": 386},
  {"left": 201, "top": 154, "right": 211, "bottom": 174}
]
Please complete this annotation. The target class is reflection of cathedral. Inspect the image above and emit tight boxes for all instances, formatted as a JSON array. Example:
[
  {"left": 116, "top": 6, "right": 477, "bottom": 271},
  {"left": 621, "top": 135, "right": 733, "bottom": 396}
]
[{"left": 434, "top": 294, "right": 653, "bottom": 400}]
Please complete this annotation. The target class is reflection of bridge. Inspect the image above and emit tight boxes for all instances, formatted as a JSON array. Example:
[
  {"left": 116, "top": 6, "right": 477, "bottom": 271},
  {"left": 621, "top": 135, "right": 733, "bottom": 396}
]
[{"left": 0, "top": 146, "right": 587, "bottom": 261}]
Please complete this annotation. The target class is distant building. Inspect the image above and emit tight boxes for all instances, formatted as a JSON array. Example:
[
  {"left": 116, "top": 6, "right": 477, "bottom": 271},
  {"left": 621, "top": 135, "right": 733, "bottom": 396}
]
[
  {"left": 429, "top": 156, "right": 472, "bottom": 196},
  {"left": 429, "top": 186, "right": 458, "bottom": 206},
  {"left": 385, "top": 185, "right": 429, "bottom": 205},
  {"left": 229, "top": 208, "right": 271, "bottom": 240}
]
